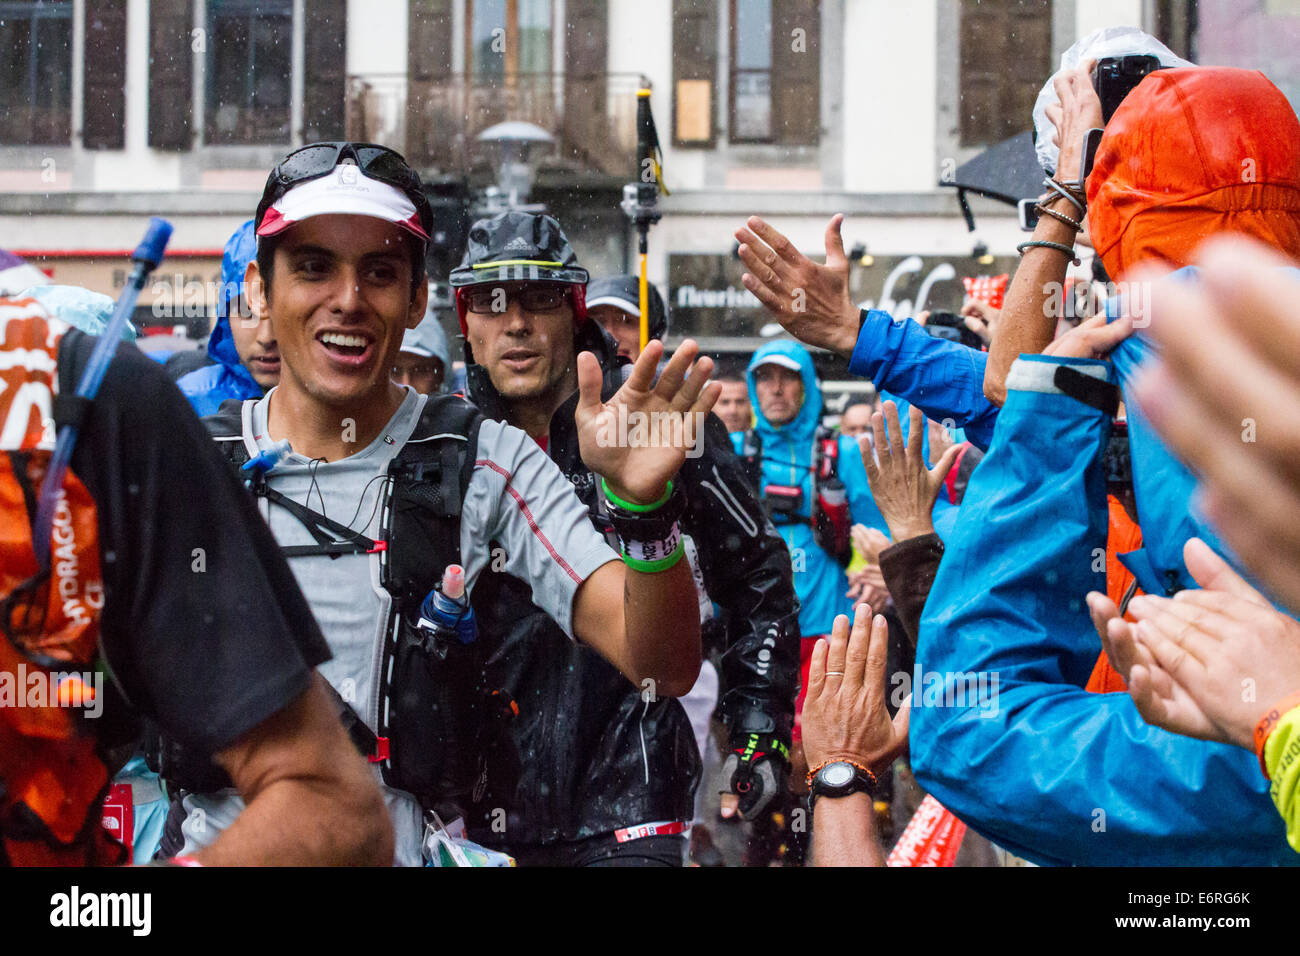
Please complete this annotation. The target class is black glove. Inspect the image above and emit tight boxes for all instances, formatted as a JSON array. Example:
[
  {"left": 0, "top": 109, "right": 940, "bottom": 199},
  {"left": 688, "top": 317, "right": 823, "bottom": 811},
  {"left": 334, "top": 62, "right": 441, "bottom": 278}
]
[{"left": 720, "top": 732, "right": 790, "bottom": 820}]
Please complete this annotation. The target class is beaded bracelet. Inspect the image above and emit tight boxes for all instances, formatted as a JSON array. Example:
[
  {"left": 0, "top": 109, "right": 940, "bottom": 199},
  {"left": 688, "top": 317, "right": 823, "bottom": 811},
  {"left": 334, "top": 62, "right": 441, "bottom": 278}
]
[
  {"left": 1034, "top": 201, "right": 1083, "bottom": 232},
  {"left": 805, "top": 758, "right": 877, "bottom": 792},
  {"left": 1016, "top": 240, "right": 1081, "bottom": 266}
]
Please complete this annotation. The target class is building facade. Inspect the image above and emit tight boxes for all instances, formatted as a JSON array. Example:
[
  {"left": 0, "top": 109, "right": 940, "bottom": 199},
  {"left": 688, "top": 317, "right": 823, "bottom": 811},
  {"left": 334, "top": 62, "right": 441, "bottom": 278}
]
[{"left": 1, "top": 0, "right": 1296, "bottom": 363}]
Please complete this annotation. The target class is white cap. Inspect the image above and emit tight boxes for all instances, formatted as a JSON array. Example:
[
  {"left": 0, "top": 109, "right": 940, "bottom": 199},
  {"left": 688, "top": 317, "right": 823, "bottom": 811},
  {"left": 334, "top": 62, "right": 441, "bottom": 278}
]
[
  {"left": 256, "top": 164, "right": 428, "bottom": 240},
  {"left": 753, "top": 354, "right": 802, "bottom": 373}
]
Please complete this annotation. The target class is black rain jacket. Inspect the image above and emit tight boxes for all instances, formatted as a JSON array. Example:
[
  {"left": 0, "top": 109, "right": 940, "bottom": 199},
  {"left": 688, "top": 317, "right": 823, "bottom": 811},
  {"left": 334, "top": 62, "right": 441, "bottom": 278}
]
[{"left": 462, "top": 324, "right": 800, "bottom": 846}]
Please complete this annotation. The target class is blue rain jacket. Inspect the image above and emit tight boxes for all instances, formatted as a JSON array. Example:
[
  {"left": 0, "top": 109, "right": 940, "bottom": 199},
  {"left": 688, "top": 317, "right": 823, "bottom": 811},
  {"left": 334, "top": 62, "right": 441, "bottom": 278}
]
[
  {"left": 911, "top": 353, "right": 1296, "bottom": 866},
  {"left": 734, "top": 340, "right": 952, "bottom": 639},
  {"left": 848, "top": 309, "right": 1000, "bottom": 451},
  {"left": 177, "top": 221, "right": 263, "bottom": 416}
]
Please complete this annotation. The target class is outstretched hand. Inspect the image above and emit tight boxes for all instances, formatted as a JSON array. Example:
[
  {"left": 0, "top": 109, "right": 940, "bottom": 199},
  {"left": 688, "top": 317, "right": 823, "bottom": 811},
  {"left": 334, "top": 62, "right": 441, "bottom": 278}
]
[
  {"left": 801, "top": 604, "right": 909, "bottom": 773},
  {"left": 734, "top": 215, "right": 861, "bottom": 357},
  {"left": 861, "top": 402, "right": 961, "bottom": 542},
  {"left": 1089, "top": 538, "right": 1300, "bottom": 749},
  {"left": 960, "top": 299, "right": 1000, "bottom": 346},
  {"left": 1046, "top": 60, "right": 1104, "bottom": 183},
  {"left": 1085, "top": 589, "right": 1222, "bottom": 743},
  {"left": 852, "top": 524, "right": 892, "bottom": 565},
  {"left": 575, "top": 338, "right": 719, "bottom": 505}
]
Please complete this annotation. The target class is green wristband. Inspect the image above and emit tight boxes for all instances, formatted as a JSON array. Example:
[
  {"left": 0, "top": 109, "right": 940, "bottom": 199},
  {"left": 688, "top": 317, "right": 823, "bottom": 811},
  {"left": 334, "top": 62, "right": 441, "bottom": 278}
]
[
  {"left": 622, "top": 538, "right": 685, "bottom": 573},
  {"left": 602, "top": 477, "right": 673, "bottom": 513}
]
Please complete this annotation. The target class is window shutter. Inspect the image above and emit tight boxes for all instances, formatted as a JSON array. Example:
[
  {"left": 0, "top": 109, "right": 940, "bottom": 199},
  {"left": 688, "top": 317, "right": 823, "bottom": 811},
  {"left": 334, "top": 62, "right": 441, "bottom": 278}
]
[
  {"left": 564, "top": 0, "right": 609, "bottom": 172},
  {"left": 959, "top": 0, "right": 1051, "bottom": 146},
  {"left": 303, "top": 0, "right": 347, "bottom": 142},
  {"left": 148, "top": 0, "right": 193, "bottom": 150},
  {"left": 672, "top": 0, "right": 717, "bottom": 147},
  {"left": 772, "top": 0, "right": 819, "bottom": 145},
  {"left": 83, "top": 0, "right": 127, "bottom": 149},
  {"left": 405, "top": 0, "right": 453, "bottom": 165},
  {"left": 408, "top": 0, "right": 453, "bottom": 81}
]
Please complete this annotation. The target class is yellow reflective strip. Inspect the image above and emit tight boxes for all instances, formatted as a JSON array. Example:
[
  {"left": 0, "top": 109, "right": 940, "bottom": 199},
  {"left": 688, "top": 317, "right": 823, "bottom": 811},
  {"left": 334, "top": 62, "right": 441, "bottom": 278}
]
[{"left": 470, "top": 260, "right": 564, "bottom": 270}]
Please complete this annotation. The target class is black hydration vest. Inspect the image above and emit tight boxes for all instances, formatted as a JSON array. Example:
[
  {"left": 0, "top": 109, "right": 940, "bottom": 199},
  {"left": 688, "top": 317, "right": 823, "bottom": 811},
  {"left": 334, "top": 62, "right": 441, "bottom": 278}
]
[
  {"left": 151, "top": 394, "right": 507, "bottom": 811},
  {"left": 736, "top": 426, "right": 852, "bottom": 565}
]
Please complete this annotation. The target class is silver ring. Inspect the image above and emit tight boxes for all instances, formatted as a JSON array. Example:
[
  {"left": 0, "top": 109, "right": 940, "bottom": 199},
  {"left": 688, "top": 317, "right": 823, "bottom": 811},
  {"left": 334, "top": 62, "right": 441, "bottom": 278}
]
[{"left": 826, "top": 671, "right": 845, "bottom": 677}]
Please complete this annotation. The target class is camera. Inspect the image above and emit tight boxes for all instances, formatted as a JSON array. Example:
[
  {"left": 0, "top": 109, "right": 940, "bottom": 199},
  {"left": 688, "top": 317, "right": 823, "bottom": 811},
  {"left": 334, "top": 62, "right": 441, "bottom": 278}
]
[
  {"left": 925, "top": 310, "right": 986, "bottom": 350},
  {"left": 1092, "top": 54, "right": 1161, "bottom": 124}
]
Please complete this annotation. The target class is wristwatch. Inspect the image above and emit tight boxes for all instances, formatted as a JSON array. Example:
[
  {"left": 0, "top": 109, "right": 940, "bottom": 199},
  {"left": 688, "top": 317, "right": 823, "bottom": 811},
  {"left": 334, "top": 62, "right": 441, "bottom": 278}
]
[{"left": 807, "top": 760, "right": 877, "bottom": 811}]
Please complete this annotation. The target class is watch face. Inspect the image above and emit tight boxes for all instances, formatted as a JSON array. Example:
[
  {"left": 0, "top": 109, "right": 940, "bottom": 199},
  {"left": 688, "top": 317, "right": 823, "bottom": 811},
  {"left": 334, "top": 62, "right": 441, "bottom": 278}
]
[{"left": 822, "top": 762, "right": 855, "bottom": 787}]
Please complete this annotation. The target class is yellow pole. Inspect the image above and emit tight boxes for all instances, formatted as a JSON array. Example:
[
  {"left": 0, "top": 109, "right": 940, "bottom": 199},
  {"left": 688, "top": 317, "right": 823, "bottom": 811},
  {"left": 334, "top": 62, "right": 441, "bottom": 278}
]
[
  {"left": 636, "top": 87, "right": 654, "bottom": 352},
  {"left": 639, "top": 252, "right": 650, "bottom": 351}
]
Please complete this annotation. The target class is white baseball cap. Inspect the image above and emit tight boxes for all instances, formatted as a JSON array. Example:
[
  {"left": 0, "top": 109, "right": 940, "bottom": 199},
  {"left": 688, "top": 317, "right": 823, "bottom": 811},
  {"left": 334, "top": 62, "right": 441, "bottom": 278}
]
[
  {"left": 255, "top": 163, "right": 429, "bottom": 240},
  {"left": 753, "top": 354, "right": 802, "bottom": 373}
]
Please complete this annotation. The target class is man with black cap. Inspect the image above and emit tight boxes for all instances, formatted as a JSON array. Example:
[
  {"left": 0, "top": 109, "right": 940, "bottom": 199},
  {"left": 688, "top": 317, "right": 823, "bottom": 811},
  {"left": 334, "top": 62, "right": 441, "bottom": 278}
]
[
  {"left": 586, "top": 274, "right": 668, "bottom": 365},
  {"left": 168, "top": 144, "right": 711, "bottom": 866},
  {"left": 456, "top": 212, "right": 799, "bottom": 866}
]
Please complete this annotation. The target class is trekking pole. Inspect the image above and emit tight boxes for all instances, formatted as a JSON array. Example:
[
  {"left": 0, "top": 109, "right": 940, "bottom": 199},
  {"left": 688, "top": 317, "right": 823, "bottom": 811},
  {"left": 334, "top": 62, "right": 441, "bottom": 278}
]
[
  {"left": 621, "top": 87, "right": 665, "bottom": 352},
  {"left": 33, "top": 217, "right": 173, "bottom": 566}
]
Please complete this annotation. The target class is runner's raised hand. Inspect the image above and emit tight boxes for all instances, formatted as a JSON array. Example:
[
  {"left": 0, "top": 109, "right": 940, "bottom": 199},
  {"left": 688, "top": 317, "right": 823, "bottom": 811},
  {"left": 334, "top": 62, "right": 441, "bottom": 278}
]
[
  {"left": 734, "top": 215, "right": 861, "bottom": 357},
  {"left": 575, "top": 338, "right": 719, "bottom": 504}
]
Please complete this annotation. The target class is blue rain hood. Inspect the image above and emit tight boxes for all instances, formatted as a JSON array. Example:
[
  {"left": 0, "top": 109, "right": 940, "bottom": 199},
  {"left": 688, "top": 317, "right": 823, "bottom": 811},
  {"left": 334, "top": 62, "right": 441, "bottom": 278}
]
[
  {"left": 747, "top": 340, "right": 822, "bottom": 442},
  {"left": 740, "top": 339, "right": 896, "bottom": 639},
  {"left": 206, "top": 219, "right": 259, "bottom": 387},
  {"left": 177, "top": 220, "right": 263, "bottom": 414}
]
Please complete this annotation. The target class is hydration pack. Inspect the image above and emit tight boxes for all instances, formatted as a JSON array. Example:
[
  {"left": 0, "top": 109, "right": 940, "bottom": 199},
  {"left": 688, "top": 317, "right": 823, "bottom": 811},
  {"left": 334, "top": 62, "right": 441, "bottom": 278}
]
[
  {"left": 155, "top": 394, "right": 511, "bottom": 812},
  {"left": 738, "top": 427, "right": 853, "bottom": 565},
  {"left": 0, "top": 299, "right": 129, "bottom": 866},
  {"left": 811, "top": 428, "right": 853, "bottom": 565}
]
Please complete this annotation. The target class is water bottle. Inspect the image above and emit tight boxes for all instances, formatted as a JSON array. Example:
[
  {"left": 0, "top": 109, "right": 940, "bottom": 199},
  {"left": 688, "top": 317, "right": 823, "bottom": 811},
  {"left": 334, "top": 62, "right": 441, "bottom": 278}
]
[
  {"left": 418, "top": 565, "right": 477, "bottom": 645},
  {"left": 815, "top": 478, "right": 853, "bottom": 564},
  {"left": 391, "top": 564, "right": 482, "bottom": 800}
]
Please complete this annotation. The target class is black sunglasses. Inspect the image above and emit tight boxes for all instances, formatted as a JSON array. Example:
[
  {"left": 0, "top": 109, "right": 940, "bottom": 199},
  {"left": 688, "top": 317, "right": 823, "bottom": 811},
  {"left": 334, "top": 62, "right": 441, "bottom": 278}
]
[
  {"left": 464, "top": 285, "right": 570, "bottom": 314},
  {"left": 255, "top": 142, "right": 432, "bottom": 235}
]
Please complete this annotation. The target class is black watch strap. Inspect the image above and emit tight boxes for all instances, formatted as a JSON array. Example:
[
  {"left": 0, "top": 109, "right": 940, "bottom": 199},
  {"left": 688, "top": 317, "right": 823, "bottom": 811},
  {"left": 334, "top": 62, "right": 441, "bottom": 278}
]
[{"left": 807, "top": 760, "right": 878, "bottom": 811}]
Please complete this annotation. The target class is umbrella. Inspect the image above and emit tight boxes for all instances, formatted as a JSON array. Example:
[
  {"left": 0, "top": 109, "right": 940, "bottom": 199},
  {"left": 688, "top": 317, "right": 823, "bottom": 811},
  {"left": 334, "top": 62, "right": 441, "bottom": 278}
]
[
  {"left": 0, "top": 249, "right": 51, "bottom": 295},
  {"left": 940, "top": 131, "right": 1044, "bottom": 231}
]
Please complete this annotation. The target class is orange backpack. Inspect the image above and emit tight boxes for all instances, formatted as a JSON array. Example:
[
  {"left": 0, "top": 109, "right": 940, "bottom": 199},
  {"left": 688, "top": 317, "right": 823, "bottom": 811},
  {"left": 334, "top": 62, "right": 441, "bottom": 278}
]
[{"left": 0, "top": 297, "right": 125, "bottom": 866}]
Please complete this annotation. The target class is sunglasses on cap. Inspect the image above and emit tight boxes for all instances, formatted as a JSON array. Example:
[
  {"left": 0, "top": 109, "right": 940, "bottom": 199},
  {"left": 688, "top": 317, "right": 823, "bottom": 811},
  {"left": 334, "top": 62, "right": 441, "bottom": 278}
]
[{"left": 255, "top": 142, "right": 433, "bottom": 237}]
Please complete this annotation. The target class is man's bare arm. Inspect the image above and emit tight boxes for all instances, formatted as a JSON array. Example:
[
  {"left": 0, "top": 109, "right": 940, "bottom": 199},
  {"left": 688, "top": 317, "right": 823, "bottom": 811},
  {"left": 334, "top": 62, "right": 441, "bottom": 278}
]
[
  {"left": 813, "top": 793, "right": 886, "bottom": 866},
  {"left": 572, "top": 558, "right": 702, "bottom": 699},
  {"left": 984, "top": 210, "right": 1077, "bottom": 407},
  {"left": 195, "top": 674, "right": 393, "bottom": 866},
  {"left": 985, "top": 63, "right": 1104, "bottom": 406}
]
